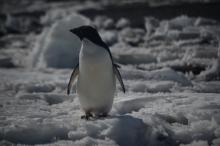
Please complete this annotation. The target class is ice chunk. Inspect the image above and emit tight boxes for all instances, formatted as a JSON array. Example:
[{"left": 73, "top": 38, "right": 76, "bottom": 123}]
[
  {"left": 197, "top": 59, "right": 220, "bottom": 81},
  {"left": 100, "top": 30, "right": 118, "bottom": 46},
  {"left": 25, "top": 83, "right": 55, "bottom": 93},
  {"left": 193, "top": 81, "right": 220, "bottom": 93},
  {"left": 104, "top": 115, "right": 149, "bottom": 146},
  {"left": 68, "top": 130, "right": 87, "bottom": 141},
  {"left": 180, "top": 140, "right": 208, "bottom": 146},
  {"left": 103, "top": 18, "right": 115, "bottom": 30},
  {"left": 151, "top": 68, "right": 192, "bottom": 86},
  {"left": 28, "top": 13, "right": 90, "bottom": 68},
  {"left": 129, "top": 81, "right": 174, "bottom": 93},
  {"left": 17, "top": 93, "right": 72, "bottom": 105},
  {"left": 144, "top": 17, "right": 159, "bottom": 36},
  {"left": 119, "top": 27, "right": 145, "bottom": 46},
  {"left": 73, "top": 137, "right": 119, "bottom": 146},
  {"left": 212, "top": 138, "right": 220, "bottom": 146},
  {"left": 155, "top": 113, "right": 188, "bottom": 125},
  {"left": 169, "top": 16, "right": 195, "bottom": 30},
  {"left": 113, "top": 96, "right": 162, "bottom": 114},
  {"left": 114, "top": 53, "right": 157, "bottom": 65},
  {"left": 0, "top": 124, "right": 69, "bottom": 145},
  {"left": 195, "top": 17, "right": 218, "bottom": 26},
  {"left": 122, "top": 67, "right": 191, "bottom": 86},
  {"left": 116, "top": 18, "right": 130, "bottom": 30},
  {"left": 5, "top": 14, "right": 41, "bottom": 34},
  {"left": 93, "top": 16, "right": 114, "bottom": 29},
  {"left": 121, "top": 67, "right": 191, "bottom": 86}
]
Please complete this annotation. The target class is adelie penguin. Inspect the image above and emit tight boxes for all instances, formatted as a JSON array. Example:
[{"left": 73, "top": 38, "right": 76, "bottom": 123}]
[{"left": 67, "top": 25, "right": 125, "bottom": 120}]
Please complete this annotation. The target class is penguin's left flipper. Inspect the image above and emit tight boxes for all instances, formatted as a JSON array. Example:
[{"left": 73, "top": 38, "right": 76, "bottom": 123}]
[
  {"left": 67, "top": 64, "right": 79, "bottom": 95},
  {"left": 113, "top": 64, "right": 126, "bottom": 93}
]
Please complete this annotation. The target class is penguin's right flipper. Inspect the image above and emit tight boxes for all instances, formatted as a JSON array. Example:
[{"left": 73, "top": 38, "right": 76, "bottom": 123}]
[
  {"left": 113, "top": 64, "right": 126, "bottom": 93},
  {"left": 67, "top": 64, "right": 79, "bottom": 95}
]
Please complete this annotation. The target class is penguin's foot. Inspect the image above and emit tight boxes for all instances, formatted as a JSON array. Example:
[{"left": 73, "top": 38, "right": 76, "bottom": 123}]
[
  {"left": 92, "top": 113, "right": 108, "bottom": 119},
  {"left": 81, "top": 115, "right": 91, "bottom": 120},
  {"left": 98, "top": 113, "right": 108, "bottom": 118},
  {"left": 81, "top": 112, "right": 93, "bottom": 120}
]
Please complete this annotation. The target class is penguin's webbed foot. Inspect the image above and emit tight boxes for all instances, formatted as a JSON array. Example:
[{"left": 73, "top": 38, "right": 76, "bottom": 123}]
[
  {"left": 81, "top": 115, "right": 90, "bottom": 120},
  {"left": 81, "top": 112, "right": 93, "bottom": 120},
  {"left": 98, "top": 113, "right": 108, "bottom": 118}
]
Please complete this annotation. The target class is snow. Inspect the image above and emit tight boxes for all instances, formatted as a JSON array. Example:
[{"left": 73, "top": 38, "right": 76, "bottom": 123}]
[
  {"left": 93, "top": 16, "right": 115, "bottom": 30},
  {"left": 1, "top": 68, "right": 220, "bottom": 146},
  {"left": 0, "top": 1, "right": 220, "bottom": 146},
  {"left": 100, "top": 30, "right": 118, "bottom": 46},
  {"left": 116, "top": 18, "right": 130, "bottom": 30},
  {"left": 119, "top": 27, "right": 145, "bottom": 46},
  {"left": 180, "top": 140, "right": 209, "bottom": 146},
  {"left": 121, "top": 67, "right": 191, "bottom": 86}
]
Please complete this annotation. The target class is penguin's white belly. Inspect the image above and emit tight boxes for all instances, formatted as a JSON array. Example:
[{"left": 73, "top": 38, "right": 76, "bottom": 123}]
[{"left": 77, "top": 39, "right": 116, "bottom": 114}]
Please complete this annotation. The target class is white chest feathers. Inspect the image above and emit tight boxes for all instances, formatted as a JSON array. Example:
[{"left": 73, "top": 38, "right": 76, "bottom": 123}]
[{"left": 77, "top": 38, "right": 116, "bottom": 113}]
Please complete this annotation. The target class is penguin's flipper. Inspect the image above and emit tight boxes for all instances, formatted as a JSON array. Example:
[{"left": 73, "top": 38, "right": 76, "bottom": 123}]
[
  {"left": 113, "top": 64, "right": 125, "bottom": 93},
  {"left": 67, "top": 64, "right": 79, "bottom": 95},
  {"left": 114, "top": 63, "right": 121, "bottom": 68}
]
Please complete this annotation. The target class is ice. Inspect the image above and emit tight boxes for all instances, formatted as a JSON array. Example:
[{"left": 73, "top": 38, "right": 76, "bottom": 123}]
[
  {"left": 28, "top": 13, "right": 90, "bottom": 68},
  {"left": 144, "top": 17, "right": 160, "bottom": 36},
  {"left": 0, "top": 56, "right": 15, "bottom": 68},
  {"left": 151, "top": 68, "right": 192, "bottom": 86},
  {"left": 180, "top": 140, "right": 208, "bottom": 146},
  {"left": 102, "top": 18, "right": 115, "bottom": 30},
  {"left": 195, "top": 17, "right": 218, "bottom": 26},
  {"left": 100, "top": 30, "right": 118, "bottom": 46},
  {"left": 1, "top": 2, "right": 220, "bottom": 145},
  {"left": 93, "top": 16, "right": 115, "bottom": 29},
  {"left": 121, "top": 67, "right": 191, "bottom": 86},
  {"left": 212, "top": 138, "right": 220, "bottom": 146},
  {"left": 1, "top": 67, "right": 219, "bottom": 146},
  {"left": 116, "top": 18, "right": 130, "bottom": 30},
  {"left": 119, "top": 27, "right": 145, "bottom": 46},
  {"left": 128, "top": 81, "right": 174, "bottom": 93},
  {"left": 103, "top": 116, "right": 148, "bottom": 146},
  {"left": 114, "top": 53, "right": 157, "bottom": 65},
  {"left": 1, "top": 124, "right": 69, "bottom": 145},
  {"left": 197, "top": 59, "right": 220, "bottom": 81},
  {"left": 75, "top": 137, "right": 119, "bottom": 146},
  {"left": 168, "top": 15, "right": 195, "bottom": 30},
  {"left": 68, "top": 115, "right": 149, "bottom": 146},
  {"left": 113, "top": 96, "right": 156, "bottom": 114},
  {"left": 24, "top": 83, "right": 55, "bottom": 93},
  {"left": 5, "top": 14, "right": 41, "bottom": 34},
  {"left": 193, "top": 81, "right": 220, "bottom": 93}
]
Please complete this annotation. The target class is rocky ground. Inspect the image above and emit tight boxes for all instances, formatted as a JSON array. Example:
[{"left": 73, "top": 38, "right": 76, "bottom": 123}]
[{"left": 0, "top": 0, "right": 220, "bottom": 146}]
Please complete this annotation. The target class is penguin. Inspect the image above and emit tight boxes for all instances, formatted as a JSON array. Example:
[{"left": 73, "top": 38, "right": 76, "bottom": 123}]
[{"left": 67, "top": 25, "right": 125, "bottom": 120}]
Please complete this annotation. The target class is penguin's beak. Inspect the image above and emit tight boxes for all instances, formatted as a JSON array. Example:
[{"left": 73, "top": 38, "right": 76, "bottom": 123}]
[{"left": 69, "top": 28, "right": 82, "bottom": 40}]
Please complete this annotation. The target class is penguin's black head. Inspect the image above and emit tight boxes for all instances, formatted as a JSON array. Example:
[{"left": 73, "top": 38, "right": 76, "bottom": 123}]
[{"left": 70, "top": 25, "right": 100, "bottom": 41}]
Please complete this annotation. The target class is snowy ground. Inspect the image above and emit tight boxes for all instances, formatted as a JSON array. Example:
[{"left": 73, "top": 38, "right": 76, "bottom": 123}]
[{"left": 0, "top": 1, "right": 220, "bottom": 146}]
